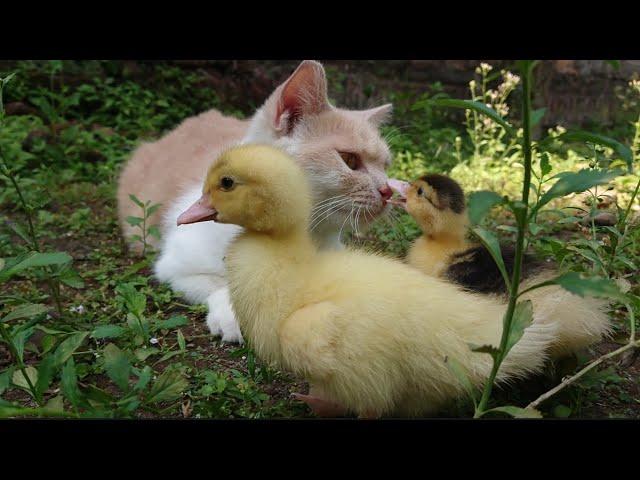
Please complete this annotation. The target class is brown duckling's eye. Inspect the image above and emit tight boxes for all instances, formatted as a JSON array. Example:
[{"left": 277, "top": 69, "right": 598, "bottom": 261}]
[
  {"left": 417, "top": 187, "right": 424, "bottom": 196},
  {"left": 339, "top": 152, "right": 359, "bottom": 170},
  {"left": 220, "top": 176, "right": 235, "bottom": 191}
]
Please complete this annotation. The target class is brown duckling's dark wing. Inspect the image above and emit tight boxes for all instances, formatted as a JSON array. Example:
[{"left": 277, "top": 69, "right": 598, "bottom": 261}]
[{"left": 444, "top": 244, "right": 548, "bottom": 296}]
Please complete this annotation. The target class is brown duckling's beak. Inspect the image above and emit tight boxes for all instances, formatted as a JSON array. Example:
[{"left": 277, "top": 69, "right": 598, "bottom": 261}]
[
  {"left": 177, "top": 194, "right": 218, "bottom": 226},
  {"left": 387, "top": 179, "right": 410, "bottom": 209}
]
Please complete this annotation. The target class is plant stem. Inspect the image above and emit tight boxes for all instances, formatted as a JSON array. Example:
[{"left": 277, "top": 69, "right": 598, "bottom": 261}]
[
  {"left": 0, "top": 153, "right": 64, "bottom": 316},
  {"left": 629, "top": 302, "right": 636, "bottom": 343},
  {"left": 141, "top": 204, "right": 147, "bottom": 257},
  {"left": 475, "top": 61, "right": 534, "bottom": 417},
  {"left": 606, "top": 175, "right": 640, "bottom": 276}
]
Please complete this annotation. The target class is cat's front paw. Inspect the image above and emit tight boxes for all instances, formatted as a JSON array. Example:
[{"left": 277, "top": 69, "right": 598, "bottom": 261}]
[
  {"left": 205, "top": 311, "right": 223, "bottom": 337},
  {"left": 219, "top": 313, "right": 244, "bottom": 344},
  {"left": 206, "top": 289, "right": 244, "bottom": 344}
]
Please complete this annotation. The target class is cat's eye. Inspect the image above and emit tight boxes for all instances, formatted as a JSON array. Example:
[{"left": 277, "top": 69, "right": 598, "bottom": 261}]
[
  {"left": 220, "top": 176, "right": 235, "bottom": 191},
  {"left": 339, "top": 151, "right": 359, "bottom": 170}
]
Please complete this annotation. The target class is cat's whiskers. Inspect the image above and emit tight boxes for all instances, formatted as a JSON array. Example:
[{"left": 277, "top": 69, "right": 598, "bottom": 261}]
[
  {"left": 312, "top": 194, "right": 349, "bottom": 209},
  {"left": 310, "top": 195, "right": 348, "bottom": 220},
  {"left": 338, "top": 201, "right": 355, "bottom": 242},
  {"left": 309, "top": 197, "right": 351, "bottom": 232},
  {"left": 354, "top": 205, "right": 364, "bottom": 237},
  {"left": 310, "top": 198, "right": 347, "bottom": 223}
]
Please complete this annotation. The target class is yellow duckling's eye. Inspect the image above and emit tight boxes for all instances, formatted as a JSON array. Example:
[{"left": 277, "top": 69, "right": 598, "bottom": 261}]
[
  {"left": 220, "top": 176, "right": 235, "bottom": 191},
  {"left": 339, "top": 151, "right": 359, "bottom": 170}
]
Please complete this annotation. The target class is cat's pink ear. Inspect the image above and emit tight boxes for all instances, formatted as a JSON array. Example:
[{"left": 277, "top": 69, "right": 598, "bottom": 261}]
[
  {"left": 361, "top": 104, "right": 393, "bottom": 127},
  {"left": 274, "top": 60, "right": 329, "bottom": 134}
]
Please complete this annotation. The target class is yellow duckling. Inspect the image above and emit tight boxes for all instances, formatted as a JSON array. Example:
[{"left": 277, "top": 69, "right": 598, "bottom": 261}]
[
  {"left": 177, "top": 145, "right": 608, "bottom": 417},
  {"left": 388, "top": 175, "right": 611, "bottom": 357}
]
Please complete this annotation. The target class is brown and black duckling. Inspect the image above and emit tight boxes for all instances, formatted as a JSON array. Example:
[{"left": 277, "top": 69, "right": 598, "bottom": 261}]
[
  {"left": 388, "top": 174, "right": 547, "bottom": 296},
  {"left": 388, "top": 174, "right": 611, "bottom": 358}
]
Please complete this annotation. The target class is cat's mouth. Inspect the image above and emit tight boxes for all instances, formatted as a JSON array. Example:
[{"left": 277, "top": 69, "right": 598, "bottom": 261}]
[
  {"left": 387, "top": 179, "right": 410, "bottom": 210},
  {"left": 177, "top": 195, "right": 219, "bottom": 226},
  {"left": 387, "top": 197, "right": 407, "bottom": 208}
]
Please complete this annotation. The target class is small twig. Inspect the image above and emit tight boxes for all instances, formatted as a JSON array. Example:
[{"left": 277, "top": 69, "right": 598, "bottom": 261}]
[{"left": 526, "top": 338, "right": 640, "bottom": 410}]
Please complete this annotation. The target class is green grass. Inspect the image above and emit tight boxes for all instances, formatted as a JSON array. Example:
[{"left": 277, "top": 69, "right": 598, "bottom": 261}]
[{"left": 1, "top": 60, "right": 639, "bottom": 418}]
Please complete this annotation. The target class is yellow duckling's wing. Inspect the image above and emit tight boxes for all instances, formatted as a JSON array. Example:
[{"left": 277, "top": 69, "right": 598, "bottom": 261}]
[{"left": 278, "top": 301, "right": 343, "bottom": 381}]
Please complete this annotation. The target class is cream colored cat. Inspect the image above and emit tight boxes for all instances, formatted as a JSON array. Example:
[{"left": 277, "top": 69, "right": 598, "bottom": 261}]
[{"left": 116, "top": 60, "right": 394, "bottom": 342}]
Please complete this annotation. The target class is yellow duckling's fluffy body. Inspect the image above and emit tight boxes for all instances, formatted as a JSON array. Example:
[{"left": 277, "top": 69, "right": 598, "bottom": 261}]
[{"left": 177, "top": 145, "right": 607, "bottom": 417}]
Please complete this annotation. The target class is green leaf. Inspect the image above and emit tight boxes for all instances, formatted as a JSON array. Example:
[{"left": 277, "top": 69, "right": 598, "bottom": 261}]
[
  {"left": 528, "top": 222, "right": 544, "bottom": 235},
  {"left": 537, "top": 169, "right": 622, "bottom": 210},
  {"left": 1, "top": 71, "right": 17, "bottom": 87},
  {"left": 486, "top": 406, "right": 542, "bottom": 418},
  {"left": 504, "top": 300, "right": 534, "bottom": 356},
  {"left": 0, "top": 369, "right": 12, "bottom": 395},
  {"left": 468, "top": 343, "right": 500, "bottom": 360},
  {"left": 12, "top": 366, "right": 38, "bottom": 395},
  {"left": 134, "top": 347, "right": 159, "bottom": 361},
  {"left": 43, "top": 395, "right": 64, "bottom": 414},
  {"left": 556, "top": 131, "right": 633, "bottom": 172},
  {"left": 156, "top": 315, "right": 189, "bottom": 330},
  {"left": 52, "top": 332, "right": 88, "bottom": 367},
  {"left": 7, "top": 222, "right": 32, "bottom": 245},
  {"left": 0, "top": 258, "right": 4, "bottom": 271},
  {"left": 115, "top": 283, "right": 147, "bottom": 317},
  {"left": 103, "top": 343, "right": 131, "bottom": 392},
  {"left": 126, "top": 216, "right": 143, "bottom": 227},
  {"left": 58, "top": 268, "right": 84, "bottom": 289},
  {"left": 147, "top": 225, "right": 161, "bottom": 240},
  {"left": 134, "top": 366, "right": 153, "bottom": 392},
  {"left": 471, "top": 226, "right": 511, "bottom": 292},
  {"left": 146, "top": 370, "right": 188, "bottom": 404},
  {"left": 13, "top": 327, "right": 34, "bottom": 363},
  {"left": 177, "top": 329, "right": 186, "bottom": 352},
  {"left": 146, "top": 203, "right": 162, "bottom": 217},
  {"left": 0, "top": 251, "right": 73, "bottom": 281},
  {"left": 546, "top": 272, "right": 627, "bottom": 302},
  {"left": 127, "top": 313, "right": 148, "bottom": 341},
  {"left": 128, "top": 194, "right": 144, "bottom": 208},
  {"left": 540, "top": 152, "right": 552, "bottom": 177},
  {"left": 61, "top": 358, "right": 82, "bottom": 408},
  {"left": 430, "top": 98, "right": 516, "bottom": 136},
  {"left": 444, "top": 356, "right": 477, "bottom": 406},
  {"left": 83, "top": 384, "right": 114, "bottom": 406},
  {"left": 467, "top": 191, "right": 504, "bottom": 225},
  {"left": 91, "top": 325, "right": 127, "bottom": 339},
  {"left": 35, "top": 354, "right": 57, "bottom": 398},
  {"left": 1, "top": 304, "right": 48, "bottom": 323},
  {"left": 530, "top": 108, "right": 546, "bottom": 127},
  {"left": 553, "top": 404, "right": 573, "bottom": 418}
]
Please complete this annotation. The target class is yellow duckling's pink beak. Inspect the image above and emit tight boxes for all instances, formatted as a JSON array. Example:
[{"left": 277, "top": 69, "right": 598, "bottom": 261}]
[
  {"left": 177, "top": 194, "right": 218, "bottom": 226},
  {"left": 387, "top": 179, "right": 410, "bottom": 209}
]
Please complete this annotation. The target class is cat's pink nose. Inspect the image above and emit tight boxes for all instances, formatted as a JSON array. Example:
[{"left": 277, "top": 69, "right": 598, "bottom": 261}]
[{"left": 378, "top": 185, "right": 393, "bottom": 202}]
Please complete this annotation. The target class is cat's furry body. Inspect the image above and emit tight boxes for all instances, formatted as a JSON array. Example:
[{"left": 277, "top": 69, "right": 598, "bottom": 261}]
[{"left": 117, "top": 61, "right": 393, "bottom": 342}]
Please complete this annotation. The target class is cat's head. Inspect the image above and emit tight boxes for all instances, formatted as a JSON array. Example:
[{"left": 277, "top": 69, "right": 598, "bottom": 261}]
[{"left": 243, "top": 60, "right": 393, "bottom": 241}]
